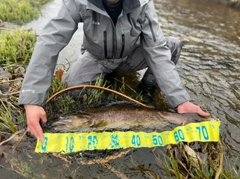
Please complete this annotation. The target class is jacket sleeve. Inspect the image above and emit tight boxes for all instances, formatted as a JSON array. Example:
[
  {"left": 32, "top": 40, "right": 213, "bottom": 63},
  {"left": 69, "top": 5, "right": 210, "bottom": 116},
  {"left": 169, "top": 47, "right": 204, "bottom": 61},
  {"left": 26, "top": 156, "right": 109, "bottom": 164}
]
[
  {"left": 140, "top": 0, "right": 191, "bottom": 107},
  {"left": 18, "top": 0, "right": 81, "bottom": 106}
]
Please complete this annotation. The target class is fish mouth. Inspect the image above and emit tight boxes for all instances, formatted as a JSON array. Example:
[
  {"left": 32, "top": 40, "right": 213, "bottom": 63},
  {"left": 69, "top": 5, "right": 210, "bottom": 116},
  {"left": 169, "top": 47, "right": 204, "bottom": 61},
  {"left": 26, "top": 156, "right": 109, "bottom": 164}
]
[
  {"left": 51, "top": 120, "right": 78, "bottom": 132},
  {"left": 51, "top": 121, "right": 66, "bottom": 127}
]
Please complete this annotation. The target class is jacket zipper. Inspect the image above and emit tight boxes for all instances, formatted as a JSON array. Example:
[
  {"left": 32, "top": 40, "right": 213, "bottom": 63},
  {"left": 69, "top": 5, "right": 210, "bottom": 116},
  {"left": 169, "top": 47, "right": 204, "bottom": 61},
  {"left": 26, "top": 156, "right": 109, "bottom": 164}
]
[
  {"left": 146, "top": 14, "right": 156, "bottom": 42},
  {"left": 103, "top": 31, "right": 107, "bottom": 58},
  {"left": 113, "top": 28, "right": 116, "bottom": 58},
  {"left": 119, "top": 34, "right": 125, "bottom": 58}
]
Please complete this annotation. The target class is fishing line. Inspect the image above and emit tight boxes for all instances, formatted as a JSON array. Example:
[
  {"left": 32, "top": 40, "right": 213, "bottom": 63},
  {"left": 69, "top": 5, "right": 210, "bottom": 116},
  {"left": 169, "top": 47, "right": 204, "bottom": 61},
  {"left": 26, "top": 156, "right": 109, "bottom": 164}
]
[
  {"left": 35, "top": 121, "right": 220, "bottom": 153},
  {"left": 46, "top": 85, "right": 149, "bottom": 108}
]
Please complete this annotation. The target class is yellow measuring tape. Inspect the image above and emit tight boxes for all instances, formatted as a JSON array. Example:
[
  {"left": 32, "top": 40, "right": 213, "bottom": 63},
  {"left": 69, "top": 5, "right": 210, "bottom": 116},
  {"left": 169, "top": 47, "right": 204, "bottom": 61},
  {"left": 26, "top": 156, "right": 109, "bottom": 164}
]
[{"left": 35, "top": 121, "right": 220, "bottom": 153}]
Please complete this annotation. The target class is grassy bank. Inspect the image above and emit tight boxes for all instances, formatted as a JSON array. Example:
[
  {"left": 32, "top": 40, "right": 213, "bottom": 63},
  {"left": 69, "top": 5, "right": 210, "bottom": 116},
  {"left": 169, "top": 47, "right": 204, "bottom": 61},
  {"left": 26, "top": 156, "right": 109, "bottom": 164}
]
[
  {"left": 0, "top": 29, "right": 37, "bottom": 66},
  {"left": 0, "top": 28, "right": 37, "bottom": 134},
  {"left": 0, "top": 0, "right": 50, "bottom": 133},
  {"left": 0, "top": 0, "right": 53, "bottom": 25}
]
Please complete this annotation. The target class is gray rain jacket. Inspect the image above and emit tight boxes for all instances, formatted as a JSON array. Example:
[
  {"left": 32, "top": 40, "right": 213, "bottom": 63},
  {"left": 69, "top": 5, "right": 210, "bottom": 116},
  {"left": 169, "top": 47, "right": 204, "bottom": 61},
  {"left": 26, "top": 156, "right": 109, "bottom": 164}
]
[{"left": 18, "top": 0, "right": 190, "bottom": 107}]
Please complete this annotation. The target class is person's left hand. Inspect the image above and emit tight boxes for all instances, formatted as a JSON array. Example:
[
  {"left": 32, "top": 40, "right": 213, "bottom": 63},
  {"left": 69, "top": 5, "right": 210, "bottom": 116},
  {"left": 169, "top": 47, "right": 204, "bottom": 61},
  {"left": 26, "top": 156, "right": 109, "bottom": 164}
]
[{"left": 177, "top": 101, "right": 210, "bottom": 117}]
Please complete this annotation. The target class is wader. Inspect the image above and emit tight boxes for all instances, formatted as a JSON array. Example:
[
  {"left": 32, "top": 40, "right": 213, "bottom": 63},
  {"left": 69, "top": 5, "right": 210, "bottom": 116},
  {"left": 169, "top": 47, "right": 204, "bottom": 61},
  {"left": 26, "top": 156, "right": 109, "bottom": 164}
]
[{"left": 65, "top": 36, "right": 182, "bottom": 93}]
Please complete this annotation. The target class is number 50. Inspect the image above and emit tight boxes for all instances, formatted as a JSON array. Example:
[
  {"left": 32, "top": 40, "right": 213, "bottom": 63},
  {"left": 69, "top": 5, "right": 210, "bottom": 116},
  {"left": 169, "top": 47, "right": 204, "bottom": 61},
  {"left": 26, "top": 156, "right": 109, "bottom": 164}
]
[{"left": 196, "top": 126, "right": 209, "bottom": 140}]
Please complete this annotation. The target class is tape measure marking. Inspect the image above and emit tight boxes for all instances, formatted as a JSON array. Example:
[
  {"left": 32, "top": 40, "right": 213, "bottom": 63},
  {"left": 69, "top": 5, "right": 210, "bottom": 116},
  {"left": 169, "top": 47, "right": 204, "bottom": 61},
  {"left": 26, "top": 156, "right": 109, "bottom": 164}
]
[{"left": 35, "top": 121, "right": 220, "bottom": 153}]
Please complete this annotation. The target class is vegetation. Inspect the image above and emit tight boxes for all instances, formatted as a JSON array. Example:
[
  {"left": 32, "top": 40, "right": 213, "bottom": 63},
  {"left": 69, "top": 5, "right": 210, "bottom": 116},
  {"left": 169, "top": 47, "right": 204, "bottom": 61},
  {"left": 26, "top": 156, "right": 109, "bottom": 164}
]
[
  {"left": 0, "top": 0, "right": 49, "bottom": 134},
  {"left": 0, "top": 0, "right": 53, "bottom": 25},
  {"left": 0, "top": 100, "right": 25, "bottom": 133},
  {"left": 0, "top": 28, "right": 37, "bottom": 66}
]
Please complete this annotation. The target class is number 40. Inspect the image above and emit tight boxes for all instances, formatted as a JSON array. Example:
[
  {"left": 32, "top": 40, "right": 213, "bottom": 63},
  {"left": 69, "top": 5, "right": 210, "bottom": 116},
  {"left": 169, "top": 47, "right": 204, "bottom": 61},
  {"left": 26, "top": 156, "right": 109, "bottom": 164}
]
[{"left": 196, "top": 126, "right": 209, "bottom": 140}]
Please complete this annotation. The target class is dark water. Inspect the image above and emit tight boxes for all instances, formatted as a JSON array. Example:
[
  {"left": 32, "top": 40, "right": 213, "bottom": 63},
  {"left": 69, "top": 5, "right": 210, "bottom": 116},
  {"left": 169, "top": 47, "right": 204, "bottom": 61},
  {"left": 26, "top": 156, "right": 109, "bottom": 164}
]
[
  {"left": 1, "top": 0, "right": 240, "bottom": 178},
  {"left": 156, "top": 0, "right": 240, "bottom": 168}
]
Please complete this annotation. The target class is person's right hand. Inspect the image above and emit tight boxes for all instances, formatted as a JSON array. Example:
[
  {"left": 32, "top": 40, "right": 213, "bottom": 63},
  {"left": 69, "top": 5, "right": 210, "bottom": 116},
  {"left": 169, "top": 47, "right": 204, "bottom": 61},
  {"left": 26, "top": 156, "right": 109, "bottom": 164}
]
[{"left": 24, "top": 104, "right": 47, "bottom": 143}]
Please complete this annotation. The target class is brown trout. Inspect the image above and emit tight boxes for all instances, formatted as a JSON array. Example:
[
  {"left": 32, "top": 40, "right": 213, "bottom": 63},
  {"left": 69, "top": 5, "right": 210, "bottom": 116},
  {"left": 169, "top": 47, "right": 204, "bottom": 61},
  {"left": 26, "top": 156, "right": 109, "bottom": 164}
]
[{"left": 50, "top": 105, "right": 204, "bottom": 132}]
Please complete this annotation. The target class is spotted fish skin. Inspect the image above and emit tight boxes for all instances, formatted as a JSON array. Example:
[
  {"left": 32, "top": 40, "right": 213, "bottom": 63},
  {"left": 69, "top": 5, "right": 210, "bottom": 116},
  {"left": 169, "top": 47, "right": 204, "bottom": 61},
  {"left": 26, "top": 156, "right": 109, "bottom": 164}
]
[{"left": 51, "top": 106, "right": 202, "bottom": 132}]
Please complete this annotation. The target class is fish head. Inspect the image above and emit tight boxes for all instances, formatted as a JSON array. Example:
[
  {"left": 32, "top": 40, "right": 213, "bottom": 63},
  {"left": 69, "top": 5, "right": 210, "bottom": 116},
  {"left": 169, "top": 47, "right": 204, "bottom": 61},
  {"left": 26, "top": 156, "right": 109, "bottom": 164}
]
[{"left": 51, "top": 113, "right": 94, "bottom": 132}]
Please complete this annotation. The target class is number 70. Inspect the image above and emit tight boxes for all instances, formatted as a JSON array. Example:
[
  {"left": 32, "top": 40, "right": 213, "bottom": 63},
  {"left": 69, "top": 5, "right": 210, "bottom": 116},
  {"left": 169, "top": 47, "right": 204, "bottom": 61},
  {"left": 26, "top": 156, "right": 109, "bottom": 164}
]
[{"left": 196, "top": 126, "right": 209, "bottom": 140}]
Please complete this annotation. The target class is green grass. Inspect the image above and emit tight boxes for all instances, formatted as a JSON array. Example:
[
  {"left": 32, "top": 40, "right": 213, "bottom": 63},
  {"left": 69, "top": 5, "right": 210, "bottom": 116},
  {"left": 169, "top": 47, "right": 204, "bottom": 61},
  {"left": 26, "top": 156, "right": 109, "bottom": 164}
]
[
  {"left": 0, "top": 0, "right": 51, "bottom": 132},
  {"left": 0, "top": 101, "right": 25, "bottom": 133},
  {"left": 0, "top": 28, "right": 36, "bottom": 133},
  {"left": 0, "top": 28, "right": 37, "bottom": 66},
  {"left": 0, "top": 0, "right": 53, "bottom": 25}
]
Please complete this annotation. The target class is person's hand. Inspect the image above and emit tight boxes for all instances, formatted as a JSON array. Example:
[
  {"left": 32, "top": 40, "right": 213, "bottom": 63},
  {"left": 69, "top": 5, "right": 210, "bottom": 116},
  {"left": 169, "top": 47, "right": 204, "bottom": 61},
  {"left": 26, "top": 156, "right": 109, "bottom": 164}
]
[
  {"left": 177, "top": 101, "right": 210, "bottom": 117},
  {"left": 24, "top": 104, "right": 47, "bottom": 143}
]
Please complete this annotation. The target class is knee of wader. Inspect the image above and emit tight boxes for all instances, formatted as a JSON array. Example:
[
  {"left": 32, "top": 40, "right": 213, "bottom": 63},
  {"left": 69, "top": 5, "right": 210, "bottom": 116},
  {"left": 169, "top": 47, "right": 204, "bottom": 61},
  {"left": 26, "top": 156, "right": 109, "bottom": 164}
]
[
  {"left": 165, "top": 36, "right": 182, "bottom": 65},
  {"left": 166, "top": 36, "right": 182, "bottom": 50}
]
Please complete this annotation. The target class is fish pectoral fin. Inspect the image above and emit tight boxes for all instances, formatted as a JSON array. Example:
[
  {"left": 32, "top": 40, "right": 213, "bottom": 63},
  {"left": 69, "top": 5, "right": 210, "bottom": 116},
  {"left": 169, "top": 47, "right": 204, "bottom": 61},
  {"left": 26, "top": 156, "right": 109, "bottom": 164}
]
[
  {"left": 94, "top": 120, "right": 108, "bottom": 128},
  {"left": 83, "top": 119, "right": 96, "bottom": 127},
  {"left": 86, "top": 120, "right": 107, "bottom": 128}
]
